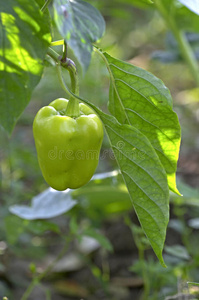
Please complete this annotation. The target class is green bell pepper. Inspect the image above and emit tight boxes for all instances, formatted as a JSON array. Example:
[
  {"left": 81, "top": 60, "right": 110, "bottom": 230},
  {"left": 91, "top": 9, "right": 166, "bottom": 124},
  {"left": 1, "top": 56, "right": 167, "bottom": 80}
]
[{"left": 33, "top": 98, "right": 103, "bottom": 191}]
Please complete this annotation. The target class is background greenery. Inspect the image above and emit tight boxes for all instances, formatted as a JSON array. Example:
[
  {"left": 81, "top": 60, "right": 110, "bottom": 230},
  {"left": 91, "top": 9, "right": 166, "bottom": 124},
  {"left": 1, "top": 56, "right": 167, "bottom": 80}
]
[{"left": 0, "top": 0, "right": 199, "bottom": 299}]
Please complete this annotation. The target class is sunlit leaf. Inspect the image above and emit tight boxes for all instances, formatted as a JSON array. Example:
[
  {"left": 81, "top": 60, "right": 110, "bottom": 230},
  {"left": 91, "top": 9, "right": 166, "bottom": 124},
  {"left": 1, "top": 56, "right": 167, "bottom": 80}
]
[
  {"left": 0, "top": 0, "right": 51, "bottom": 134},
  {"left": 96, "top": 111, "right": 169, "bottom": 266},
  {"left": 105, "top": 52, "right": 181, "bottom": 195}
]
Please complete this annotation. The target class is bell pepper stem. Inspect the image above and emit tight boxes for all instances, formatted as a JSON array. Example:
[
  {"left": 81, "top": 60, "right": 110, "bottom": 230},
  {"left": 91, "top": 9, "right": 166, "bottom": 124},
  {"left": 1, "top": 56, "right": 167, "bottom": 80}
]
[
  {"left": 66, "top": 80, "right": 80, "bottom": 118},
  {"left": 65, "top": 60, "right": 80, "bottom": 118},
  {"left": 56, "top": 63, "right": 80, "bottom": 117},
  {"left": 47, "top": 47, "right": 80, "bottom": 118},
  {"left": 61, "top": 42, "right": 80, "bottom": 117}
]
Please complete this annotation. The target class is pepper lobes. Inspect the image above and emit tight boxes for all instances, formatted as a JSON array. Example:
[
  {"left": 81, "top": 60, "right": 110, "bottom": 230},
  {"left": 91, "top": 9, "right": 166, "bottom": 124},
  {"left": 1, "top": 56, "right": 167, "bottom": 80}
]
[{"left": 33, "top": 98, "right": 103, "bottom": 191}]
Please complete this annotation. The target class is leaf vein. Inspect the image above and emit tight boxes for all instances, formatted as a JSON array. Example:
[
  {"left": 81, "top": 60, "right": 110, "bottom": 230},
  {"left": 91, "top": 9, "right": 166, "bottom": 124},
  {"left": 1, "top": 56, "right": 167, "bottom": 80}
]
[
  {"left": 122, "top": 170, "right": 167, "bottom": 220},
  {"left": 124, "top": 107, "right": 177, "bottom": 147},
  {"left": 109, "top": 62, "right": 172, "bottom": 107},
  {"left": 112, "top": 146, "right": 166, "bottom": 195},
  {"left": 104, "top": 122, "right": 163, "bottom": 166}
]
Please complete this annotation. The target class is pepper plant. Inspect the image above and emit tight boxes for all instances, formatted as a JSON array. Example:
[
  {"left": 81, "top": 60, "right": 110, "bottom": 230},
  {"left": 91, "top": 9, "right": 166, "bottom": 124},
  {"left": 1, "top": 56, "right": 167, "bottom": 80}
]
[{"left": 2, "top": 0, "right": 198, "bottom": 272}]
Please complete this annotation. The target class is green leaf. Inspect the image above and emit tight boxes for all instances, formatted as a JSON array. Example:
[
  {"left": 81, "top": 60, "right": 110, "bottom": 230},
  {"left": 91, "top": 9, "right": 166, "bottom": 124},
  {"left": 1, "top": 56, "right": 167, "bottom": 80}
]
[
  {"left": 0, "top": 0, "right": 51, "bottom": 134},
  {"left": 104, "top": 52, "right": 181, "bottom": 195},
  {"left": 27, "top": 220, "right": 60, "bottom": 235},
  {"left": 177, "top": 0, "right": 199, "bottom": 16},
  {"left": 109, "top": 82, "right": 126, "bottom": 124},
  {"left": 5, "top": 215, "right": 60, "bottom": 244},
  {"left": 53, "top": 0, "right": 105, "bottom": 73},
  {"left": 5, "top": 215, "right": 26, "bottom": 245},
  {"left": 73, "top": 182, "right": 132, "bottom": 218},
  {"left": 188, "top": 282, "right": 199, "bottom": 287},
  {"left": 122, "top": 0, "right": 153, "bottom": 8},
  {"left": 71, "top": 172, "right": 132, "bottom": 222},
  {"left": 161, "top": 0, "right": 199, "bottom": 33},
  {"left": 97, "top": 111, "right": 169, "bottom": 266},
  {"left": 176, "top": 7, "right": 199, "bottom": 33}
]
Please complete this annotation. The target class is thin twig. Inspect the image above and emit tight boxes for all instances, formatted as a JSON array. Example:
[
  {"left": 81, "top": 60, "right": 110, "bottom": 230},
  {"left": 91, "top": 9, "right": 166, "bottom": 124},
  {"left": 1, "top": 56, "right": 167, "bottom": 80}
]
[{"left": 20, "top": 239, "right": 71, "bottom": 300}]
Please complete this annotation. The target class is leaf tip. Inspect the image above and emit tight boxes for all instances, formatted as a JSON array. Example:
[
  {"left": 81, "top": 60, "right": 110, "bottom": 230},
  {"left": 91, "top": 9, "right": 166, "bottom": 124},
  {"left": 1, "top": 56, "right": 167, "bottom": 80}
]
[{"left": 160, "top": 258, "right": 167, "bottom": 268}]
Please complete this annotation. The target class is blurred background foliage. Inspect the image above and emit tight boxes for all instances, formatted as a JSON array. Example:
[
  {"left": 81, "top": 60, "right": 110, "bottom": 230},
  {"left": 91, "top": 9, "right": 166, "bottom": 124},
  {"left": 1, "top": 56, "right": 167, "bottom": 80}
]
[{"left": 0, "top": 0, "right": 199, "bottom": 299}]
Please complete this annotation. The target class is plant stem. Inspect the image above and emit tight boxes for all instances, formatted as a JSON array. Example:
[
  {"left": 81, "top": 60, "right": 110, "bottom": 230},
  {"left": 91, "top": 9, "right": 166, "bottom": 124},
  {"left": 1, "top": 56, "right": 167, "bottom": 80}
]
[
  {"left": 154, "top": 0, "right": 199, "bottom": 87},
  {"left": 41, "top": 0, "right": 52, "bottom": 12},
  {"left": 47, "top": 47, "right": 60, "bottom": 61},
  {"left": 56, "top": 63, "right": 80, "bottom": 117},
  {"left": 62, "top": 41, "right": 68, "bottom": 62},
  {"left": 47, "top": 47, "right": 80, "bottom": 117},
  {"left": 47, "top": 48, "right": 101, "bottom": 117},
  {"left": 20, "top": 240, "right": 70, "bottom": 300},
  {"left": 65, "top": 69, "right": 80, "bottom": 118},
  {"left": 139, "top": 248, "right": 150, "bottom": 300}
]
